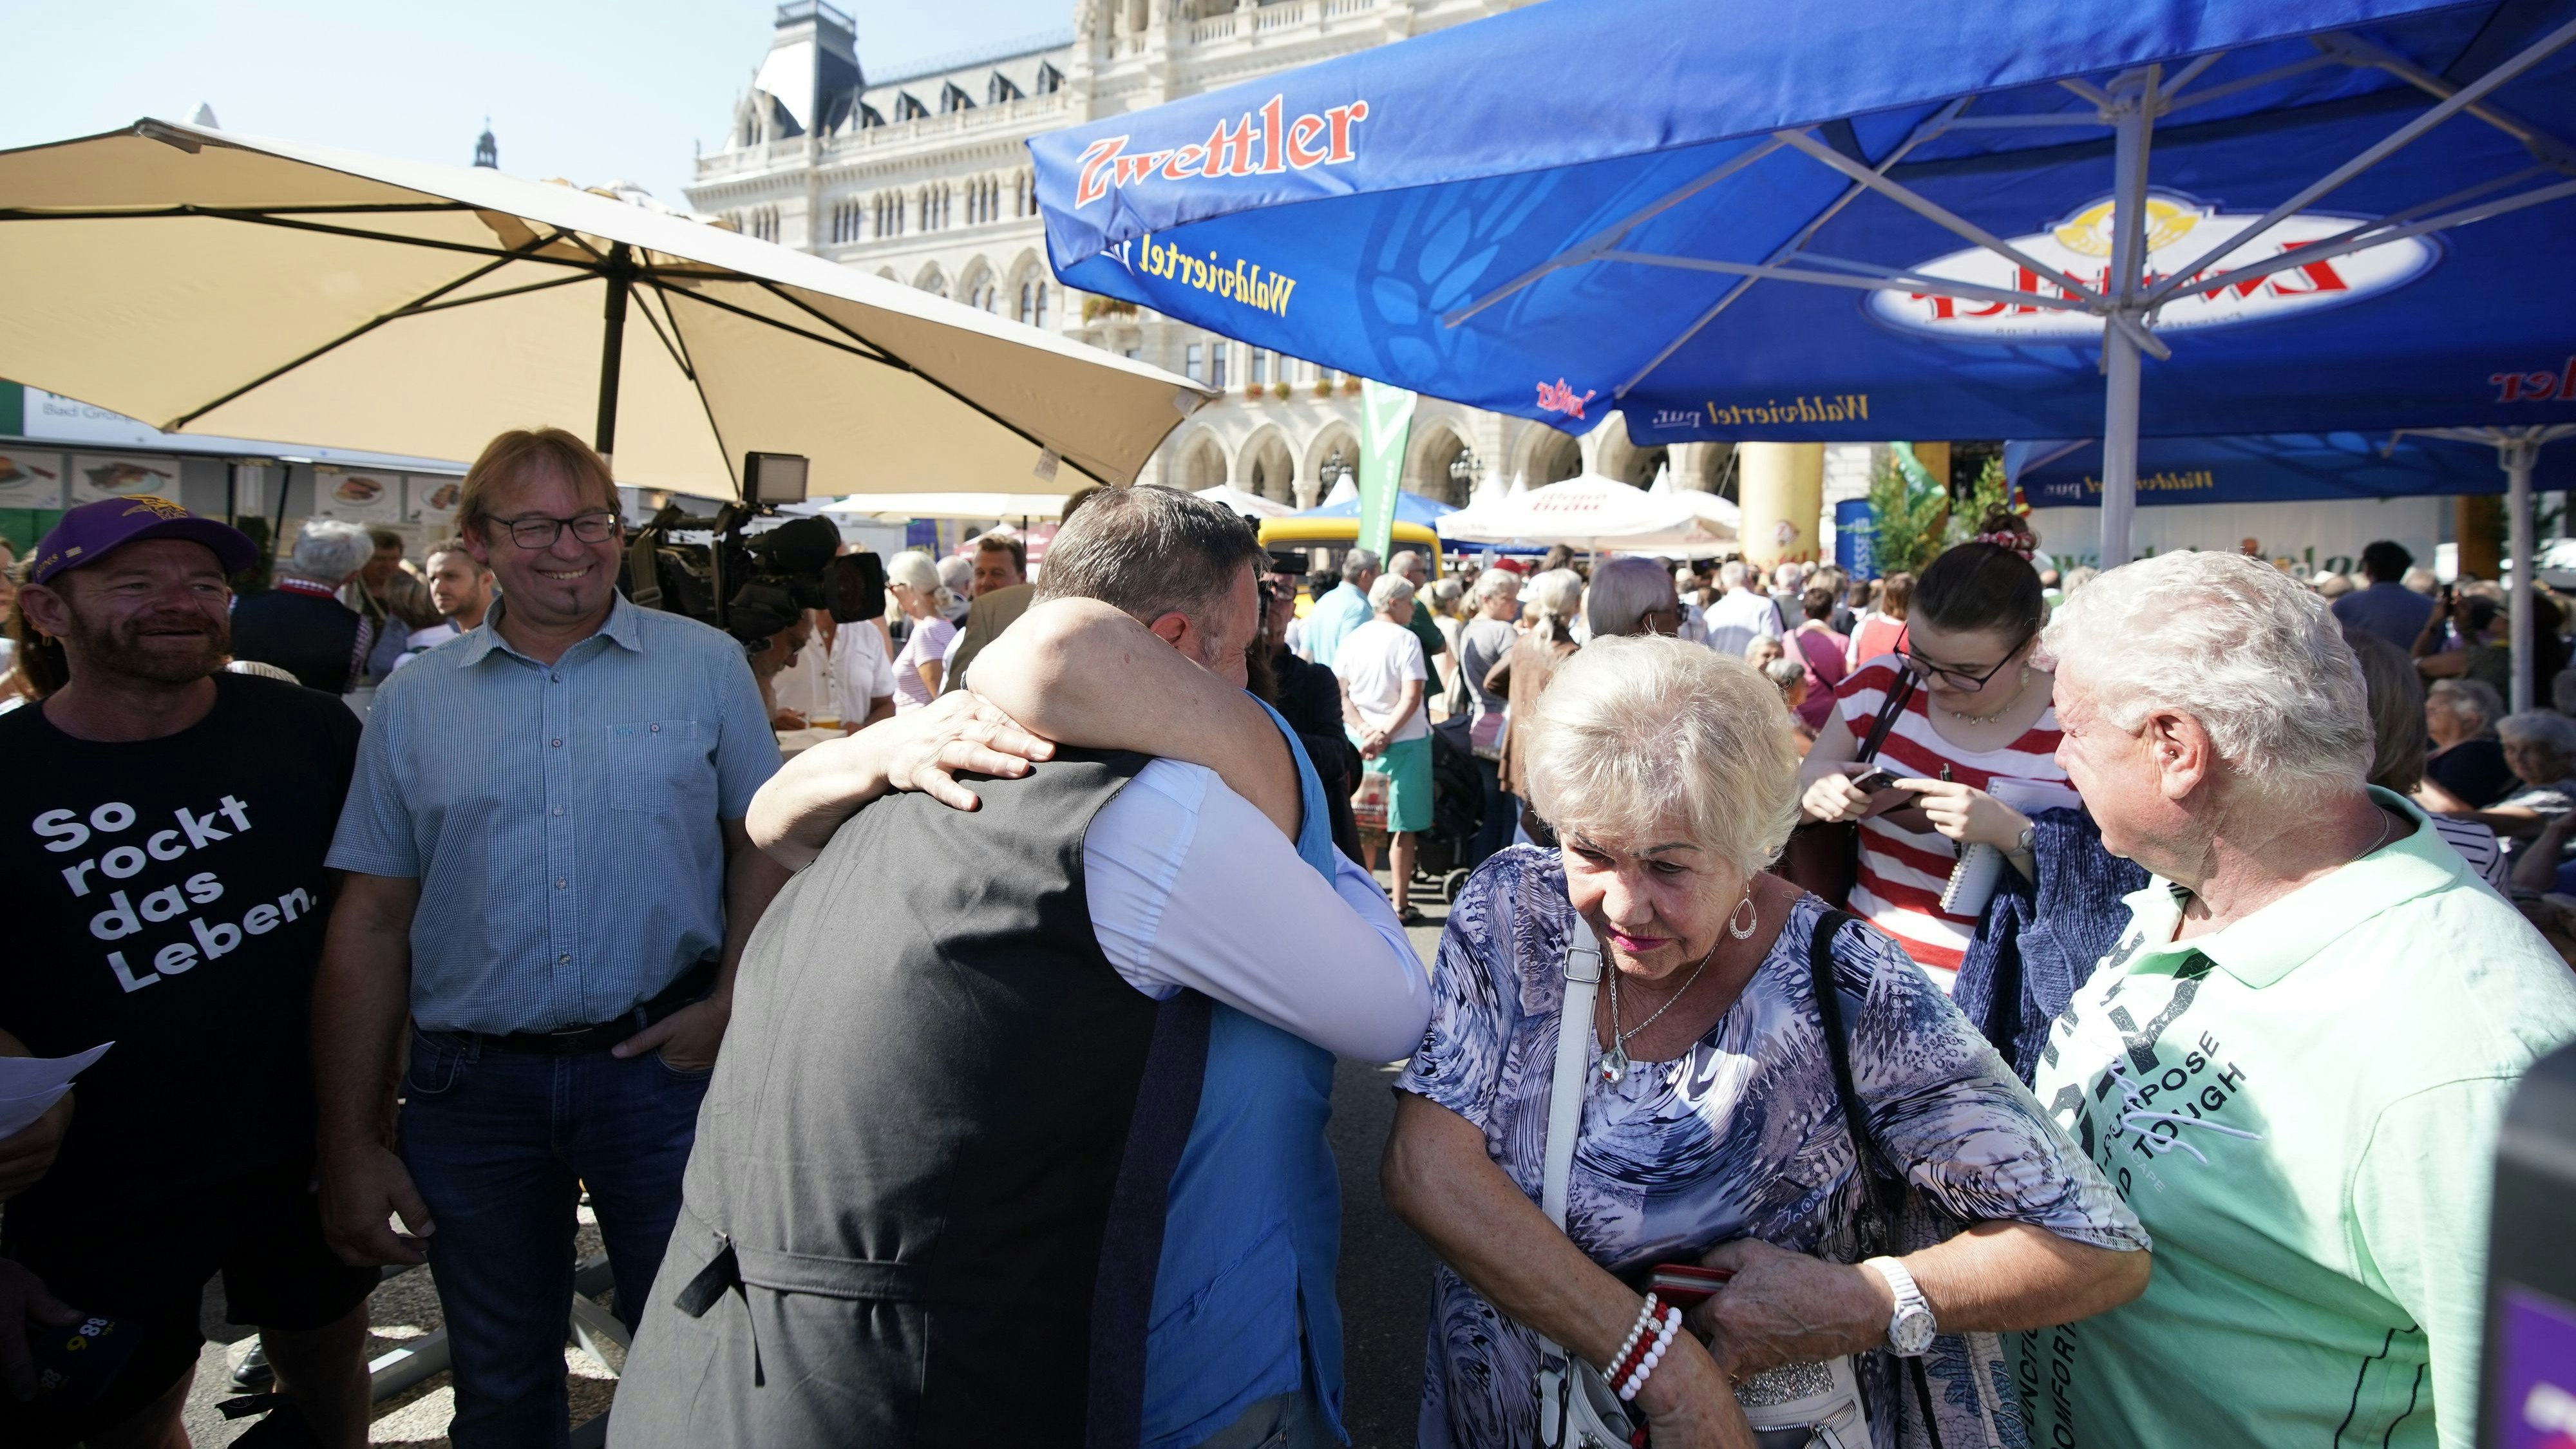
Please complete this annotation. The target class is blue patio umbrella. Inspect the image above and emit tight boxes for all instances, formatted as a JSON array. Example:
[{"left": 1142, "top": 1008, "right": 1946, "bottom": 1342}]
[
  {"left": 2005, "top": 430, "right": 2575, "bottom": 507},
  {"left": 1293, "top": 491, "right": 1457, "bottom": 527},
  {"left": 1029, "top": 0, "right": 2576, "bottom": 580},
  {"left": 2006, "top": 422, "right": 2576, "bottom": 704}
]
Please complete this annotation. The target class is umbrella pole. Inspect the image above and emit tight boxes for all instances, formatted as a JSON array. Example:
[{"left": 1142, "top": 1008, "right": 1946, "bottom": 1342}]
[
  {"left": 2100, "top": 334, "right": 2142, "bottom": 568},
  {"left": 2097, "top": 70, "right": 2158, "bottom": 569},
  {"left": 595, "top": 243, "right": 634, "bottom": 466},
  {"left": 2508, "top": 432, "right": 2537, "bottom": 714}
]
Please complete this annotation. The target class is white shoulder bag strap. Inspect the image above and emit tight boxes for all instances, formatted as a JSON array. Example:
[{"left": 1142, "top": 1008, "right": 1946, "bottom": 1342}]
[
  {"left": 1541, "top": 916, "right": 1604, "bottom": 1228},
  {"left": 1533, "top": 917, "right": 1635, "bottom": 1449}
]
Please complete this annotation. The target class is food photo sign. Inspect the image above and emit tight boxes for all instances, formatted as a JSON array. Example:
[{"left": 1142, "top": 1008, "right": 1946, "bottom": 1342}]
[
  {"left": 407, "top": 475, "right": 462, "bottom": 531},
  {"left": 314, "top": 467, "right": 403, "bottom": 523},
  {"left": 0, "top": 450, "right": 65, "bottom": 508},
  {"left": 68, "top": 453, "right": 180, "bottom": 506}
]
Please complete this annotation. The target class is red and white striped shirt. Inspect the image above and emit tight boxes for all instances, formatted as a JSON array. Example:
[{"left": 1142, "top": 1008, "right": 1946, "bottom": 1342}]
[{"left": 1835, "top": 656, "right": 2067, "bottom": 987}]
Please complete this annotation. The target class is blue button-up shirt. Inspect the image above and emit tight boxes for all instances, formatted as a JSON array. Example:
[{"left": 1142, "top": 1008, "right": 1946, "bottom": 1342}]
[
  {"left": 1303, "top": 582, "right": 1370, "bottom": 670},
  {"left": 1144, "top": 705, "right": 1353, "bottom": 1448},
  {"left": 327, "top": 596, "right": 781, "bottom": 1034}
]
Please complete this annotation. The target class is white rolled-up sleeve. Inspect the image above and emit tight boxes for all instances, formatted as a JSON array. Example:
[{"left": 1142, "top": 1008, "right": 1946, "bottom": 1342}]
[{"left": 1086, "top": 758, "right": 1430, "bottom": 1061}]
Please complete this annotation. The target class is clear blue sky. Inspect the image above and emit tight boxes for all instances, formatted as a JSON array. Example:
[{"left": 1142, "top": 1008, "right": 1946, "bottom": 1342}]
[{"left": 5, "top": 1, "right": 1070, "bottom": 207}]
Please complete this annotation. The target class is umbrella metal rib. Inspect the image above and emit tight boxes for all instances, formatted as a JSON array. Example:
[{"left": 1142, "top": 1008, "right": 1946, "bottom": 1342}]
[
  {"left": 1437, "top": 137, "right": 1788, "bottom": 329},
  {"left": 1611, "top": 97, "right": 1973, "bottom": 401},
  {"left": 166, "top": 226, "right": 585, "bottom": 430},
  {"left": 636, "top": 275, "right": 737, "bottom": 495},
  {"left": 752, "top": 279, "right": 1113, "bottom": 487},
  {"left": 2146, "top": 12, "right": 2576, "bottom": 301}
]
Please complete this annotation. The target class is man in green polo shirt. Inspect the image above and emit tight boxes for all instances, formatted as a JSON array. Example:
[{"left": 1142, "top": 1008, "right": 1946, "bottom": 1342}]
[
  {"left": 2019, "top": 550, "right": 2576, "bottom": 1449},
  {"left": 1388, "top": 547, "right": 1449, "bottom": 670}
]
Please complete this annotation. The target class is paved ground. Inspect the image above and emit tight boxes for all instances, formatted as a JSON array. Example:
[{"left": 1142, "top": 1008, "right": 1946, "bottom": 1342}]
[{"left": 167, "top": 883, "right": 1453, "bottom": 1446}]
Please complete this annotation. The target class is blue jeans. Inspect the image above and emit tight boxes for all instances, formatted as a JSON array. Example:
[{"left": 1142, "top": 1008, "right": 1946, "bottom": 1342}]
[{"left": 400, "top": 1028, "right": 710, "bottom": 1449}]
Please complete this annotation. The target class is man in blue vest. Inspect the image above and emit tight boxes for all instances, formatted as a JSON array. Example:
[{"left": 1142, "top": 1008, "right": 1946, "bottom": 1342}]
[{"left": 627, "top": 486, "right": 1428, "bottom": 1447}]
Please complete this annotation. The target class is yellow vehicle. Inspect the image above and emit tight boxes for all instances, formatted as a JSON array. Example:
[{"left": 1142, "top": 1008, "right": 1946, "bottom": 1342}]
[{"left": 1256, "top": 516, "right": 1446, "bottom": 576}]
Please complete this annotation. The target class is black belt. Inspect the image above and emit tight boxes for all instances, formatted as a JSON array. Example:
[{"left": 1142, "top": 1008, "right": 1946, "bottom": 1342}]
[{"left": 468, "top": 960, "right": 719, "bottom": 1056}]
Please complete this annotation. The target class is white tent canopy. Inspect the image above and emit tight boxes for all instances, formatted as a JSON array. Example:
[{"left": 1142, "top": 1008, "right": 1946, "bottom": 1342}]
[
  {"left": 0, "top": 118, "right": 1216, "bottom": 498},
  {"left": 1193, "top": 483, "right": 1294, "bottom": 518},
  {"left": 1439, "top": 473, "right": 1732, "bottom": 552}
]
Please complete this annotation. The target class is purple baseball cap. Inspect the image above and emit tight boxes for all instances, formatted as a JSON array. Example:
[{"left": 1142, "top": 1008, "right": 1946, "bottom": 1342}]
[{"left": 30, "top": 495, "right": 259, "bottom": 585}]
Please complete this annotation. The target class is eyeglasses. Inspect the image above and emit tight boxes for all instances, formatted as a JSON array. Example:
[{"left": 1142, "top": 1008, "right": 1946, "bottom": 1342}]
[
  {"left": 495, "top": 511, "right": 620, "bottom": 549},
  {"left": 1904, "top": 632, "right": 2032, "bottom": 691}
]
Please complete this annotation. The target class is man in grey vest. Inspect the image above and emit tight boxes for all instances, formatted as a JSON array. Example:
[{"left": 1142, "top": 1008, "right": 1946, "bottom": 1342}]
[{"left": 614, "top": 487, "right": 1426, "bottom": 1447}]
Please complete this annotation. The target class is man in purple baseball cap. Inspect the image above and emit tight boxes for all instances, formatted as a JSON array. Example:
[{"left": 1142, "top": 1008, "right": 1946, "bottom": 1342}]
[
  {"left": 0, "top": 495, "right": 376, "bottom": 1446},
  {"left": 24, "top": 493, "right": 260, "bottom": 589}
]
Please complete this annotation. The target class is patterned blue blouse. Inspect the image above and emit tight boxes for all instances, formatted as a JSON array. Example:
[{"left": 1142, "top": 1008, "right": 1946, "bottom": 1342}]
[{"left": 1398, "top": 848, "right": 2147, "bottom": 1449}]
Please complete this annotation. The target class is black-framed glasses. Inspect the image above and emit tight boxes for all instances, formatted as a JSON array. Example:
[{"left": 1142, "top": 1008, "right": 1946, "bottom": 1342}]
[
  {"left": 1903, "top": 630, "right": 2034, "bottom": 691},
  {"left": 495, "top": 511, "right": 620, "bottom": 549}
]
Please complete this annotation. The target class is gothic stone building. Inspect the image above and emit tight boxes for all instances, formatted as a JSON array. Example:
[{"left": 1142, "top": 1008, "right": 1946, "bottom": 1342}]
[{"left": 687, "top": 0, "right": 1736, "bottom": 507}]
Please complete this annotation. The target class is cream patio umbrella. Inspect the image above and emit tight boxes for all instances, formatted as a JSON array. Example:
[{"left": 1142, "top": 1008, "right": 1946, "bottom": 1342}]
[
  {"left": 819, "top": 491, "right": 1079, "bottom": 521},
  {"left": 0, "top": 118, "right": 1216, "bottom": 498}
]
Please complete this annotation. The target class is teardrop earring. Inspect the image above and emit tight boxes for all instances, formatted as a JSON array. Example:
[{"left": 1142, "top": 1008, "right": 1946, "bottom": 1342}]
[{"left": 1727, "top": 888, "right": 1759, "bottom": 940}]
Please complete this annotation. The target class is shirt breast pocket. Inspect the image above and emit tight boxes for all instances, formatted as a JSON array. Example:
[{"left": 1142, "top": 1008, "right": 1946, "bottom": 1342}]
[{"left": 608, "top": 720, "right": 708, "bottom": 815}]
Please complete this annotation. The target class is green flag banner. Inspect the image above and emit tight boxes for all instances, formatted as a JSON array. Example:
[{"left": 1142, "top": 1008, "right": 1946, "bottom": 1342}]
[{"left": 1356, "top": 379, "right": 1416, "bottom": 563}]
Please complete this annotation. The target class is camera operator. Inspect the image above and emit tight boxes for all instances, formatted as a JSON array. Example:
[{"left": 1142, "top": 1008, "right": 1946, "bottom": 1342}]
[
  {"left": 312, "top": 427, "right": 790, "bottom": 1446},
  {"left": 0, "top": 496, "right": 375, "bottom": 1448}
]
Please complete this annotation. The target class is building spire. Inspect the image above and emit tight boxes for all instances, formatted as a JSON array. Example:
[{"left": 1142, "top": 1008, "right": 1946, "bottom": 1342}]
[{"left": 473, "top": 118, "right": 498, "bottom": 169}]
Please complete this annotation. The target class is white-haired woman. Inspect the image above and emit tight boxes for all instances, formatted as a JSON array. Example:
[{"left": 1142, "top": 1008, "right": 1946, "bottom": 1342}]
[
  {"left": 1486, "top": 567, "right": 1585, "bottom": 842},
  {"left": 229, "top": 518, "right": 379, "bottom": 694},
  {"left": 1385, "top": 637, "right": 2149, "bottom": 1449},
  {"left": 1459, "top": 569, "right": 1524, "bottom": 867},
  {"left": 2419, "top": 676, "right": 2516, "bottom": 809},
  {"left": 2460, "top": 710, "right": 2576, "bottom": 854},
  {"left": 1340, "top": 571, "right": 1436, "bottom": 921},
  {"left": 885, "top": 551, "right": 958, "bottom": 712}
]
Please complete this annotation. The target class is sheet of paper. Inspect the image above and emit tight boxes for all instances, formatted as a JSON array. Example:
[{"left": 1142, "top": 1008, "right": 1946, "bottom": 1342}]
[
  {"left": 0, "top": 1087, "right": 73, "bottom": 1139},
  {"left": 0, "top": 1043, "right": 111, "bottom": 1136}
]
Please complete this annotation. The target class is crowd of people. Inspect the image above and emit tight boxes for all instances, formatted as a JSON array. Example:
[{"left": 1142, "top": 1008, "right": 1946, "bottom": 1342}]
[{"left": 0, "top": 450, "right": 2571, "bottom": 1449}]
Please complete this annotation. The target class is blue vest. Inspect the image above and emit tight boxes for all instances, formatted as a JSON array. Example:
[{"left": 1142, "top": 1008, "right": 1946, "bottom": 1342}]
[{"left": 1140, "top": 700, "right": 1349, "bottom": 1448}]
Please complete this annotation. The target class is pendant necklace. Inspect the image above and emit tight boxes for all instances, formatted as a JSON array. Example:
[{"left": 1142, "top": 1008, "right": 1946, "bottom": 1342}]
[
  {"left": 1944, "top": 666, "right": 2034, "bottom": 726},
  {"left": 1599, "top": 889, "right": 1756, "bottom": 1084}
]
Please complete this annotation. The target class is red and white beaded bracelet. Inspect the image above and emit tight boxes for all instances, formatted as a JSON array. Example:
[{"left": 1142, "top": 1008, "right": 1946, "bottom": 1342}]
[
  {"left": 1602, "top": 1293, "right": 1661, "bottom": 1385},
  {"left": 1615, "top": 1305, "right": 1685, "bottom": 1402}
]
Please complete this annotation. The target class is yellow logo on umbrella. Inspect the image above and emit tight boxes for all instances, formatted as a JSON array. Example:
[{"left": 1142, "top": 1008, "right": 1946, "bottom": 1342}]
[{"left": 2052, "top": 198, "right": 2203, "bottom": 257}]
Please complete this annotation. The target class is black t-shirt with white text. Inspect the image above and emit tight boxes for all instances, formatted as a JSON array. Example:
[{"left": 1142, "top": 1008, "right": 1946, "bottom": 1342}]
[{"left": 0, "top": 674, "right": 361, "bottom": 1209}]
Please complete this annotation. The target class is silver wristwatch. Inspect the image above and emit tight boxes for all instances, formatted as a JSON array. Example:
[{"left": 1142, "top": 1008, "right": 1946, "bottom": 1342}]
[{"left": 1863, "top": 1256, "right": 1937, "bottom": 1357}]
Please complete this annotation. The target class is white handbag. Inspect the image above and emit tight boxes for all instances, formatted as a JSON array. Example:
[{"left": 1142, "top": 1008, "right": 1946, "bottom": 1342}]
[{"left": 1531, "top": 917, "right": 1876, "bottom": 1449}]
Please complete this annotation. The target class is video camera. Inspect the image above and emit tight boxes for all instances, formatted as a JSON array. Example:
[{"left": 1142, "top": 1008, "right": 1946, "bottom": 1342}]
[{"left": 618, "top": 453, "right": 885, "bottom": 649}]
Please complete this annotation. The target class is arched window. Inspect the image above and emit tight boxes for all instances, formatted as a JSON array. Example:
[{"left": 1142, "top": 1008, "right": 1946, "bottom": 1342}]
[
  {"left": 1034, "top": 282, "right": 1049, "bottom": 330},
  {"left": 1018, "top": 281, "right": 1035, "bottom": 325}
]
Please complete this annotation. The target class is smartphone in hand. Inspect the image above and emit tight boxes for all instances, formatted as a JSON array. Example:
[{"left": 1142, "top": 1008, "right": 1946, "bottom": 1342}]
[{"left": 1848, "top": 767, "right": 1899, "bottom": 796}]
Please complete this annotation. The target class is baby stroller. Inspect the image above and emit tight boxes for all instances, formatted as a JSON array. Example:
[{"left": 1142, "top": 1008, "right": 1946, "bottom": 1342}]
[{"left": 1412, "top": 715, "right": 1489, "bottom": 903}]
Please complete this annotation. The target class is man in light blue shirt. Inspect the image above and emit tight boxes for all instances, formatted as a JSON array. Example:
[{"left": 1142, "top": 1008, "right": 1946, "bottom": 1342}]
[
  {"left": 311, "top": 428, "right": 788, "bottom": 1448},
  {"left": 1302, "top": 546, "right": 1380, "bottom": 670}
]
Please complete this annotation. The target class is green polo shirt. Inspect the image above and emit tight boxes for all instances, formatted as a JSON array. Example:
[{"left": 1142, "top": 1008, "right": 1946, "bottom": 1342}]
[{"left": 2016, "top": 789, "right": 2576, "bottom": 1449}]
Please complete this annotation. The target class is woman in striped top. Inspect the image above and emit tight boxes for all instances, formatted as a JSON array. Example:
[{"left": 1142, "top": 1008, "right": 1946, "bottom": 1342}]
[{"left": 1797, "top": 526, "right": 2064, "bottom": 988}]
